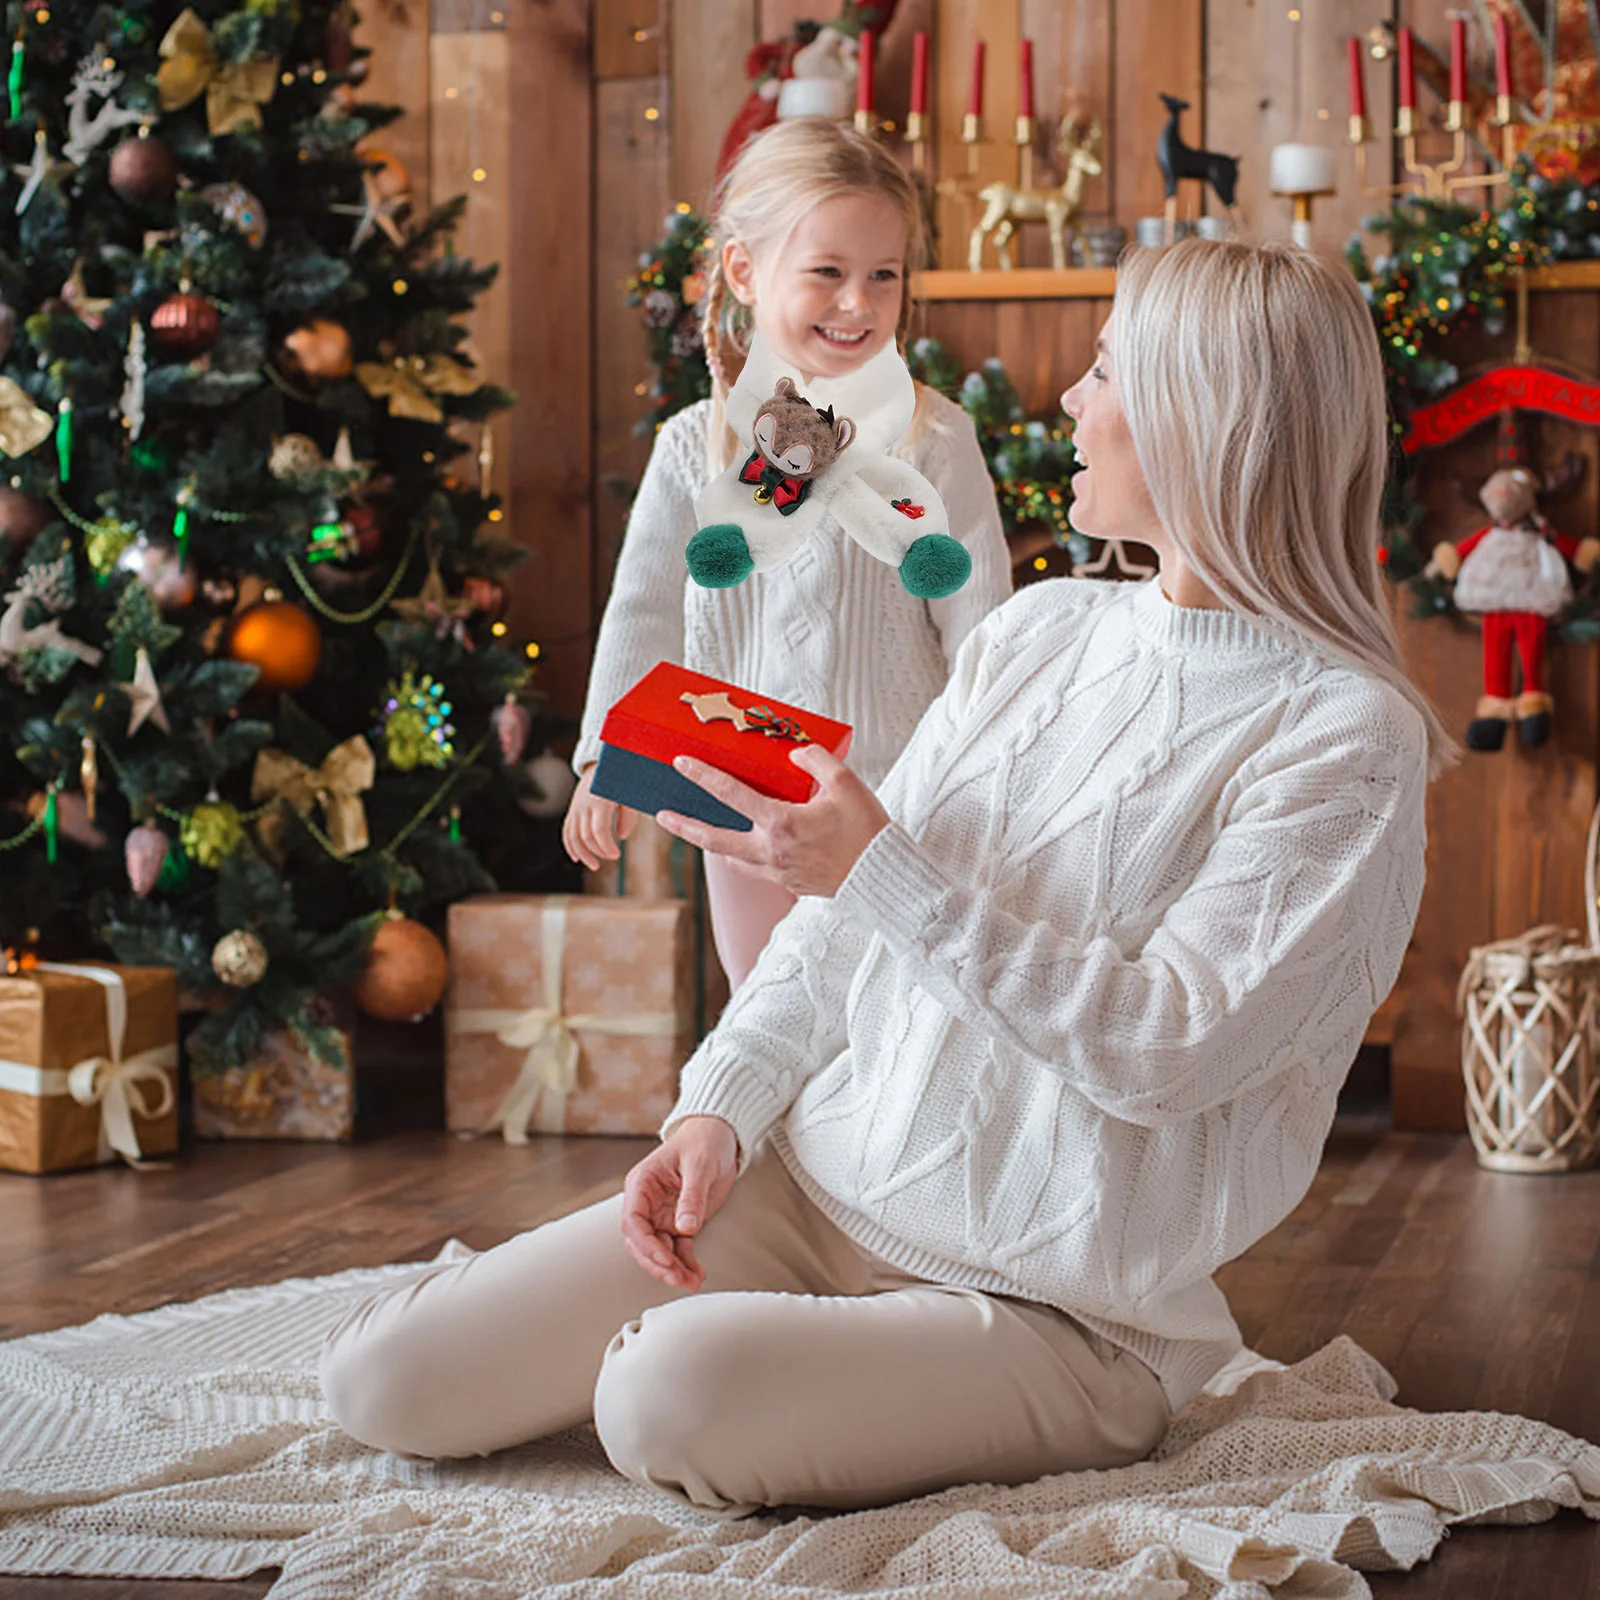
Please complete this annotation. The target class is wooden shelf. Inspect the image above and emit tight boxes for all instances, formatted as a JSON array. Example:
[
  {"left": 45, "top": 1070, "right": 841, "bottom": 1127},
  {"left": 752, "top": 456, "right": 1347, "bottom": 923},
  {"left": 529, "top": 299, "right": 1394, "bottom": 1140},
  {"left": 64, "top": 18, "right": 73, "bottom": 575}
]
[
  {"left": 913, "top": 268, "right": 1118, "bottom": 301},
  {"left": 914, "top": 260, "right": 1600, "bottom": 303}
]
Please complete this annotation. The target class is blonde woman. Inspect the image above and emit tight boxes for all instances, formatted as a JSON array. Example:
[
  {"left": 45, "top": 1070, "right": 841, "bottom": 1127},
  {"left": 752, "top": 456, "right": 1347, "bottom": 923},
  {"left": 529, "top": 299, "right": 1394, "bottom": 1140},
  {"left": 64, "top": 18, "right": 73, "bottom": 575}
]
[
  {"left": 561, "top": 119, "right": 1012, "bottom": 988},
  {"left": 323, "top": 240, "right": 1448, "bottom": 1516}
]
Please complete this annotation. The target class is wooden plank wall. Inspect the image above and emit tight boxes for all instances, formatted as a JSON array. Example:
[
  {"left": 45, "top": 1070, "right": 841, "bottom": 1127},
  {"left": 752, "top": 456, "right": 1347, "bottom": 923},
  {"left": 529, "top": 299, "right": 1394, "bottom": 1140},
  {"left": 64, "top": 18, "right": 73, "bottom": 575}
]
[
  {"left": 1389, "top": 289, "right": 1600, "bottom": 1131},
  {"left": 353, "top": 0, "right": 1599, "bottom": 1133}
]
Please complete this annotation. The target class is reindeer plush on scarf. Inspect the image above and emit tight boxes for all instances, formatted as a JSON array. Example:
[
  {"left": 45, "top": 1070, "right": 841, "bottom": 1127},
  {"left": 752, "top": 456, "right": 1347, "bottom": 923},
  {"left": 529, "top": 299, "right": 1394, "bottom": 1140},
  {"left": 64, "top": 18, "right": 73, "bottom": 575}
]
[{"left": 687, "top": 332, "right": 972, "bottom": 598}]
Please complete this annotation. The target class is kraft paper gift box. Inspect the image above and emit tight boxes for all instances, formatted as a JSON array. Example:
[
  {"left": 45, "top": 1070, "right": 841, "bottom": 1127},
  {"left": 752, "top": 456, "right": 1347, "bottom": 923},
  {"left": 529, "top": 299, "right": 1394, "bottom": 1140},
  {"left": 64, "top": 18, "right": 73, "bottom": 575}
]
[
  {"left": 0, "top": 961, "right": 179, "bottom": 1174},
  {"left": 445, "top": 893, "right": 694, "bottom": 1138},
  {"left": 582, "top": 815, "right": 731, "bottom": 1040},
  {"left": 590, "top": 661, "right": 852, "bottom": 830},
  {"left": 192, "top": 992, "right": 358, "bottom": 1143}
]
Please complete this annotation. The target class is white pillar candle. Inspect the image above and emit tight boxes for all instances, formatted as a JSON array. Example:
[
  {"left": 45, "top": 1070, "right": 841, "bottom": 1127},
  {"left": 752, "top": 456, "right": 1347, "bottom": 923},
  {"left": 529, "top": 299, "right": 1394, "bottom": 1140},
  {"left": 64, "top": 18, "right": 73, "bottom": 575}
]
[{"left": 1269, "top": 142, "right": 1336, "bottom": 195}]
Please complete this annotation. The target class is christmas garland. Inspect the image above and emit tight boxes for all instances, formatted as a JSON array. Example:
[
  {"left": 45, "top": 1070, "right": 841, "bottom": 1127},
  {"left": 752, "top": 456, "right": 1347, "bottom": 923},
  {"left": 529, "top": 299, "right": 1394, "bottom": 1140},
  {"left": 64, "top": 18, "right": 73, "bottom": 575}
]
[
  {"left": 624, "top": 211, "right": 1080, "bottom": 553},
  {"left": 1347, "top": 159, "right": 1600, "bottom": 636}
]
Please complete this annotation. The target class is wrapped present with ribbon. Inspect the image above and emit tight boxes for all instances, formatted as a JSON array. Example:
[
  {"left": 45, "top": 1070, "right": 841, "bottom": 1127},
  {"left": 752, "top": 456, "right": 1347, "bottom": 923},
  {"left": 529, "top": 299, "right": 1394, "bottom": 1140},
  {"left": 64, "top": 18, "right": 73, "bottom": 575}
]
[
  {"left": 591, "top": 661, "right": 852, "bottom": 832},
  {"left": 0, "top": 962, "right": 178, "bottom": 1173},
  {"left": 193, "top": 992, "right": 357, "bottom": 1143},
  {"left": 582, "top": 815, "right": 729, "bottom": 1043},
  {"left": 445, "top": 893, "right": 694, "bottom": 1139}
]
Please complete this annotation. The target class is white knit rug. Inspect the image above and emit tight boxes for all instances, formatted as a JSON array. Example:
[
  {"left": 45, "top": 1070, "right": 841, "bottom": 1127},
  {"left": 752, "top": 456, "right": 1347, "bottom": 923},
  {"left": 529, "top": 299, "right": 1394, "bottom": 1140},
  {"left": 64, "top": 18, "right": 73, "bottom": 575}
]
[{"left": 1, "top": 1245, "right": 1597, "bottom": 1600}]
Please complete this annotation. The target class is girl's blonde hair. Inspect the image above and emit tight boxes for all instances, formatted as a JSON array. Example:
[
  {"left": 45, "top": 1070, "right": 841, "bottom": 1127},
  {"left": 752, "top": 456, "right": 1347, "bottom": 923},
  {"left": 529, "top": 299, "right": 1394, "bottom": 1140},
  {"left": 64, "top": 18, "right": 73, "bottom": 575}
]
[
  {"left": 700, "top": 119, "right": 929, "bottom": 469},
  {"left": 1114, "top": 237, "right": 1455, "bottom": 776}
]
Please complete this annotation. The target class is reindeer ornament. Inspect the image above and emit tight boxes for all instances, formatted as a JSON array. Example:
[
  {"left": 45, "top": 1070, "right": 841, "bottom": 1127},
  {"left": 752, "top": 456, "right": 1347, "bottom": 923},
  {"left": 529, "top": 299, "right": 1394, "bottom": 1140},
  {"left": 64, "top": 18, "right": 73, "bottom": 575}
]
[
  {"left": 688, "top": 333, "right": 971, "bottom": 597},
  {"left": 1427, "top": 465, "right": 1600, "bottom": 750},
  {"left": 969, "top": 115, "right": 1105, "bottom": 272},
  {"left": 1155, "top": 93, "right": 1243, "bottom": 235}
]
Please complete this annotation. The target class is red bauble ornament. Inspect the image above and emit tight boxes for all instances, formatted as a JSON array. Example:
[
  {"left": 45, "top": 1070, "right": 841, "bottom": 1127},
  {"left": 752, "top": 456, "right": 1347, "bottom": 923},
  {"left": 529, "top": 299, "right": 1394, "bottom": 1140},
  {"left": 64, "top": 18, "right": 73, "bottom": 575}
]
[
  {"left": 461, "top": 575, "right": 505, "bottom": 617},
  {"left": 150, "top": 291, "right": 220, "bottom": 359},
  {"left": 0, "top": 486, "right": 49, "bottom": 548},
  {"left": 108, "top": 133, "right": 178, "bottom": 205},
  {"left": 343, "top": 502, "right": 385, "bottom": 558},
  {"left": 228, "top": 599, "right": 323, "bottom": 693},
  {"left": 353, "top": 915, "right": 449, "bottom": 1021}
]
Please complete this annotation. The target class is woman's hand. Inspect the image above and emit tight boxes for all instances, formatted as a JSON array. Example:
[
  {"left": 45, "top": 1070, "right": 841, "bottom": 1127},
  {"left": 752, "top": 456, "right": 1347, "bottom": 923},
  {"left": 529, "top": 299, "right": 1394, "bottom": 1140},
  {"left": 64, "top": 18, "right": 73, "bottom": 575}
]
[
  {"left": 654, "top": 744, "right": 889, "bottom": 898},
  {"left": 620, "top": 1115, "right": 740, "bottom": 1290},
  {"left": 562, "top": 763, "right": 638, "bottom": 871}
]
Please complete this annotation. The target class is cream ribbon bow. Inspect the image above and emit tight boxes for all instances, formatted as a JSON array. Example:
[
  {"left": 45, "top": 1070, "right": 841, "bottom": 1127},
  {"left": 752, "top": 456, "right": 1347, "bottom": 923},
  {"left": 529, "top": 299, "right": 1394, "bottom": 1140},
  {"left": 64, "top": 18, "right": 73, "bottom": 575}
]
[
  {"left": 38, "top": 964, "right": 174, "bottom": 1166},
  {"left": 447, "top": 897, "right": 680, "bottom": 1140}
]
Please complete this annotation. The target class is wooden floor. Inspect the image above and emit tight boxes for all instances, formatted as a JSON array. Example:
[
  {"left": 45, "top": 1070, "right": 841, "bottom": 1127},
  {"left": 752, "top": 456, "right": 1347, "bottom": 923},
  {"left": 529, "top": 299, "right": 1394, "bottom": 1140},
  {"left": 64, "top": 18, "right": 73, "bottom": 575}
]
[{"left": 1, "top": 1117, "right": 1596, "bottom": 1598}]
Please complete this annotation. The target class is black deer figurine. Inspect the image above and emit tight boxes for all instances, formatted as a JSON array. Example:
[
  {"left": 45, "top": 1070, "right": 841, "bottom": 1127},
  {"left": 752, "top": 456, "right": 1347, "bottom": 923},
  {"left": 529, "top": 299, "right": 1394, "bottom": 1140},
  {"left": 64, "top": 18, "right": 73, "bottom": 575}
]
[{"left": 1155, "top": 93, "right": 1242, "bottom": 232}]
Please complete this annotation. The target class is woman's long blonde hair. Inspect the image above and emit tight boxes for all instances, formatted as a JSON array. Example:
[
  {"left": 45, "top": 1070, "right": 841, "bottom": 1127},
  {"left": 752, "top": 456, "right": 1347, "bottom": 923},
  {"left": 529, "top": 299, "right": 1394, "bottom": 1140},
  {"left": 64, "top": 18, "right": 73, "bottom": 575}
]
[
  {"left": 699, "top": 119, "right": 929, "bottom": 470},
  {"left": 1114, "top": 238, "right": 1455, "bottom": 776}
]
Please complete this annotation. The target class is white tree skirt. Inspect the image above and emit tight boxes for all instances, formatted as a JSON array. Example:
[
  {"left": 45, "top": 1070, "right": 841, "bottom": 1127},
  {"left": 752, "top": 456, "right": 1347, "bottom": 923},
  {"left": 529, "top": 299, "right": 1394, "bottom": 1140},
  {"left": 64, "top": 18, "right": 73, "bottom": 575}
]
[{"left": 1, "top": 1244, "right": 1596, "bottom": 1600}]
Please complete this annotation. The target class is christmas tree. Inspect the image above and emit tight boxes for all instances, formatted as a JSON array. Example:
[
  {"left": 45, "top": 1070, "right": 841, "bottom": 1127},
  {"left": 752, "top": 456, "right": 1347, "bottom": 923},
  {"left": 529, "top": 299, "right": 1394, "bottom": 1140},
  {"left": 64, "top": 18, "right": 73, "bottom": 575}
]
[{"left": 0, "top": 0, "right": 569, "bottom": 1071}]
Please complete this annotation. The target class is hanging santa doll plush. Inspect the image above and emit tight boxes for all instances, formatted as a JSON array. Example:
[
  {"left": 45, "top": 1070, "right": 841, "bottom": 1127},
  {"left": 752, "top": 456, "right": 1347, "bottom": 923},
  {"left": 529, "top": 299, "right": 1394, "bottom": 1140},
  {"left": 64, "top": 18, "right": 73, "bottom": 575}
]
[{"left": 1427, "top": 466, "right": 1600, "bottom": 751}]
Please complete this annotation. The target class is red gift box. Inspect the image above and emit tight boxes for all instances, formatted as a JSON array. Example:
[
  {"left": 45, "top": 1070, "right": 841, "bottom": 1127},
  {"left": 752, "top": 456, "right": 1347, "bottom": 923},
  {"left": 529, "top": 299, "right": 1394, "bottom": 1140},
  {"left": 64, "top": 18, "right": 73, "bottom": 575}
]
[{"left": 592, "top": 663, "right": 852, "bottom": 828}]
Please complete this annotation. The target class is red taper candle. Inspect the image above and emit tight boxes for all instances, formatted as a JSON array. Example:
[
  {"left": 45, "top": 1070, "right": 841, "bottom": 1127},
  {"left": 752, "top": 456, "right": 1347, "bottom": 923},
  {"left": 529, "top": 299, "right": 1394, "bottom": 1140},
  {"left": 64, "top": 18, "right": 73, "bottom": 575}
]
[
  {"left": 1397, "top": 26, "right": 1415, "bottom": 109},
  {"left": 910, "top": 30, "right": 929, "bottom": 115},
  {"left": 1019, "top": 37, "right": 1034, "bottom": 119},
  {"left": 1494, "top": 10, "right": 1513, "bottom": 97},
  {"left": 1449, "top": 14, "right": 1467, "bottom": 103},
  {"left": 856, "top": 28, "right": 874, "bottom": 116},
  {"left": 1347, "top": 35, "right": 1367, "bottom": 119},
  {"left": 967, "top": 39, "right": 985, "bottom": 117}
]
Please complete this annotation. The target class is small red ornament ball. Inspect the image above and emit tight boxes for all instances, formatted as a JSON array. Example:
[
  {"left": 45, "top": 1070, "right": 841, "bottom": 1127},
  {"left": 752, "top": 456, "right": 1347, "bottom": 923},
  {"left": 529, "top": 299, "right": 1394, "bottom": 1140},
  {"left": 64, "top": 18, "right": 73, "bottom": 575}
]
[
  {"left": 343, "top": 502, "right": 385, "bottom": 558},
  {"left": 353, "top": 915, "right": 449, "bottom": 1021},
  {"left": 108, "top": 133, "right": 179, "bottom": 205},
  {"left": 0, "top": 486, "right": 49, "bottom": 548},
  {"left": 150, "top": 291, "right": 220, "bottom": 359},
  {"left": 228, "top": 599, "right": 322, "bottom": 693}
]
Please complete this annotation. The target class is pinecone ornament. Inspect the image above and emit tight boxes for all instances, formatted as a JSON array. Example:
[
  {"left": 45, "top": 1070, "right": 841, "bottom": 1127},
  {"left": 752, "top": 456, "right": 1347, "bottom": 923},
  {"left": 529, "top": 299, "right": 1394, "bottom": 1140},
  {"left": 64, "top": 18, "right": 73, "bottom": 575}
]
[{"left": 125, "top": 822, "right": 169, "bottom": 897}]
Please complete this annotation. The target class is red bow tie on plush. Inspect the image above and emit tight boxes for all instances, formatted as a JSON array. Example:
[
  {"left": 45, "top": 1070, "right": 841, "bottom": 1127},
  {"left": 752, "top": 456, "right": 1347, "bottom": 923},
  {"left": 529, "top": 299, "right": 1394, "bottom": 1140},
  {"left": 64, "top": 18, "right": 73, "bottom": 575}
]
[{"left": 740, "top": 450, "right": 808, "bottom": 512}]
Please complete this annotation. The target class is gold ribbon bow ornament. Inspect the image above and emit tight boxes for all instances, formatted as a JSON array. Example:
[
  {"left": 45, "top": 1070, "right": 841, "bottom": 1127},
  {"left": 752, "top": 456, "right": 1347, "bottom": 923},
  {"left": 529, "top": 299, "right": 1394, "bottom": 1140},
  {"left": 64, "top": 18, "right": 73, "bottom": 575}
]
[
  {"left": 355, "top": 355, "right": 480, "bottom": 425},
  {"left": 250, "top": 735, "right": 375, "bottom": 858},
  {"left": 447, "top": 897, "right": 681, "bottom": 1140},
  {"left": 158, "top": 9, "right": 280, "bottom": 136},
  {"left": 0, "top": 377, "right": 54, "bottom": 459}
]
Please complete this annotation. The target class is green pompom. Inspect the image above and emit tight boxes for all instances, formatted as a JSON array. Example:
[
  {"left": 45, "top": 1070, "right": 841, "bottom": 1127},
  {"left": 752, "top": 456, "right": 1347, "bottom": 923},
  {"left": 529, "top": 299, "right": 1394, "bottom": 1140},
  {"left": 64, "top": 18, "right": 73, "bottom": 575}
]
[
  {"left": 898, "top": 533, "right": 971, "bottom": 599},
  {"left": 686, "top": 523, "right": 754, "bottom": 588}
]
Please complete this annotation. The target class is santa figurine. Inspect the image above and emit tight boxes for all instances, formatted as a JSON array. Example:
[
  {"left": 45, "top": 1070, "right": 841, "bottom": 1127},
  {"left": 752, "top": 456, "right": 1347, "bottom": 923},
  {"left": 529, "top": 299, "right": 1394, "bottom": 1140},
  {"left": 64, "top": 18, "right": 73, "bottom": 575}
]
[{"left": 1427, "top": 465, "right": 1600, "bottom": 751}]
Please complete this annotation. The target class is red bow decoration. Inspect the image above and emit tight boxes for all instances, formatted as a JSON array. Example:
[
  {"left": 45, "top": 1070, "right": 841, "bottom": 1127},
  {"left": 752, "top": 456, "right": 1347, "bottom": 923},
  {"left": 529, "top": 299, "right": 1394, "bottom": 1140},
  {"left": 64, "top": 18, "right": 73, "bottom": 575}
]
[
  {"left": 740, "top": 449, "right": 809, "bottom": 514},
  {"left": 891, "top": 497, "right": 926, "bottom": 519}
]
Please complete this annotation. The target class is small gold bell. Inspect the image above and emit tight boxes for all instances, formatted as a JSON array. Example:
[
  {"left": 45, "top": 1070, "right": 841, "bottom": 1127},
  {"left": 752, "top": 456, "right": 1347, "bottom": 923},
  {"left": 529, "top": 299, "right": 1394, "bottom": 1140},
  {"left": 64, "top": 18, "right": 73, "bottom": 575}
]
[{"left": 753, "top": 483, "right": 774, "bottom": 505}]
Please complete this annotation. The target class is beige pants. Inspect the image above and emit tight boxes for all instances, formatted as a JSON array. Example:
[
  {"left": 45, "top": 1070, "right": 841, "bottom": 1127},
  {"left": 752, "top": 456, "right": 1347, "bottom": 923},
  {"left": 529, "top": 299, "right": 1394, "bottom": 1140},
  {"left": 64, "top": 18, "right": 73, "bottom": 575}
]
[{"left": 320, "top": 1145, "right": 1170, "bottom": 1515}]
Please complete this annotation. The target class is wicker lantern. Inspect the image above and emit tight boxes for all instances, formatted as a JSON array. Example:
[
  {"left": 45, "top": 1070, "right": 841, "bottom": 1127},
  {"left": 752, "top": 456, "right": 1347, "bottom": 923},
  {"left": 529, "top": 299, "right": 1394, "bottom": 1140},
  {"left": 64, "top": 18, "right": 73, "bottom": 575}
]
[{"left": 1458, "top": 807, "right": 1600, "bottom": 1174}]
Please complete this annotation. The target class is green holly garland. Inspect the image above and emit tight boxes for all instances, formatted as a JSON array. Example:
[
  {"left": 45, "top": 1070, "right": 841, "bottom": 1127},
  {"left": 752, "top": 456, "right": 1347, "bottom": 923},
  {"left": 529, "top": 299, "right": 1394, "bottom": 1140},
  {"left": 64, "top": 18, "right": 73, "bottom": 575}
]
[
  {"left": 1347, "top": 160, "right": 1600, "bottom": 634},
  {"left": 624, "top": 207, "right": 713, "bottom": 434},
  {"left": 907, "top": 338, "right": 1084, "bottom": 559}
]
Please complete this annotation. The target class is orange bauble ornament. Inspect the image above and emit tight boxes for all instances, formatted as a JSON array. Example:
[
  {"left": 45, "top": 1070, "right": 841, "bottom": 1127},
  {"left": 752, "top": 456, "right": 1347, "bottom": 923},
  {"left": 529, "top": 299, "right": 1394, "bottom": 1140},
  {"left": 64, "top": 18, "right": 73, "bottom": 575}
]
[
  {"left": 353, "top": 914, "right": 449, "bottom": 1021},
  {"left": 228, "top": 598, "right": 322, "bottom": 692},
  {"left": 359, "top": 147, "right": 411, "bottom": 201},
  {"left": 282, "top": 318, "right": 353, "bottom": 381}
]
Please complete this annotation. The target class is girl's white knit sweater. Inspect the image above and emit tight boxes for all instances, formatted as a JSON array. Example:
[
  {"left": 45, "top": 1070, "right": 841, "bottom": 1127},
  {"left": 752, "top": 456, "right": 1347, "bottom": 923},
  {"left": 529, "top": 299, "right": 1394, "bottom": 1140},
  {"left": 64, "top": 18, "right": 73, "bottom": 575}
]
[
  {"left": 664, "top": 576, "right": 1430, "bottom": 1414},
  {"left": 574, "top": 391, "right": 1013, "bottom": 786}
]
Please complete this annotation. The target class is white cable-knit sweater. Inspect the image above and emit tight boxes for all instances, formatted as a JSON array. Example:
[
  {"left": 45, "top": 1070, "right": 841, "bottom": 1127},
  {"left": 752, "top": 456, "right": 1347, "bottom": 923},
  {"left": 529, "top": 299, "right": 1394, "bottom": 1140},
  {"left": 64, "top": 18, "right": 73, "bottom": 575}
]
[
  {"left": 663, "top": 576, "right": 1430, "bottom": 1414},
  {"left": 574, "top": 390, "right": 1013, "bottom": 785}
]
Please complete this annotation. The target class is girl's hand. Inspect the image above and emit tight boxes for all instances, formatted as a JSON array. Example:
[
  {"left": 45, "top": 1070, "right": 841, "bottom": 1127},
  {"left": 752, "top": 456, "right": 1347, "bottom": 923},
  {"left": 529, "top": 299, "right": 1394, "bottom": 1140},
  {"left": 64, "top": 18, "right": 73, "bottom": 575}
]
[
  {"left": 655, "top": 744, "right": 889, "bottom": 899},
  {"left": 620, "top": 1116, "right": 740, "bottom": 1289},
  {"left": 562, "top": 763, "right": 638, "bottom": 871}
]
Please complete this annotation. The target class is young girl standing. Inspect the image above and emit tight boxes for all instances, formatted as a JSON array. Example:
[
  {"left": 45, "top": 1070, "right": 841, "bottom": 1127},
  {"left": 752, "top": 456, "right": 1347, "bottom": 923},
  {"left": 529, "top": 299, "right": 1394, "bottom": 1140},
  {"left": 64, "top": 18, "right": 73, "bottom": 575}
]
[{"left": 563, "top": 119, "right": 1012, "bottom": 988}]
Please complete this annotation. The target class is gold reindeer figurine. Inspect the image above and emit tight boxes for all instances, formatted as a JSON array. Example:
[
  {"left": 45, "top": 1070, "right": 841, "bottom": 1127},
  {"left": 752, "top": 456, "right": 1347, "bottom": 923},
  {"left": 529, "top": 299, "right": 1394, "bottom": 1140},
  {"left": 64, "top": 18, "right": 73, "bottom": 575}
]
[{"left": 969, "top": 114, "right": 1105, "bottom": 272}]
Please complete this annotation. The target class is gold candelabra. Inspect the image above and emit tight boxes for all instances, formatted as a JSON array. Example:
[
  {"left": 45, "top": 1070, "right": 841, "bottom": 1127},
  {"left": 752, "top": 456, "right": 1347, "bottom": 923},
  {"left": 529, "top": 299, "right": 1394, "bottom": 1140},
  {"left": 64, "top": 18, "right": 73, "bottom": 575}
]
[{"left": 1348, "top": 94, "right": 1519, "bottom": 202}]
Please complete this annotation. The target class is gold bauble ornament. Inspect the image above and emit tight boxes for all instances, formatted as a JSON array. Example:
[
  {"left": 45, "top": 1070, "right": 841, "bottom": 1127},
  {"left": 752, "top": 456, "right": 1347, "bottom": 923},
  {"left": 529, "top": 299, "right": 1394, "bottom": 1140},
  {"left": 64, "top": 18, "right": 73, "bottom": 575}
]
[
  {"left": 228, "top": 598, "right": 322, "bottom": 693},
  {"left": 267, "top": 433, "right": 325, "bottom": 478},
  {"left": 211, "top": 928, "right": 269, "bottom": 987},
  {"left": 352, "top": 914, "right": 448, "bottom": 1021},
  {"left": 282, "top": 318, "right": 353, "bottom": 381}
]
